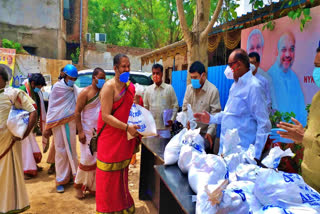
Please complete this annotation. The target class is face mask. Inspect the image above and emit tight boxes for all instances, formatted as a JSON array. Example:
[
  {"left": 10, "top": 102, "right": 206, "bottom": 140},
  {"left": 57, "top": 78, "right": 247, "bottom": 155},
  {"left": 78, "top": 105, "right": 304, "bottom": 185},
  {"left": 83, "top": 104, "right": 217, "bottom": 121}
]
[
  {"left": 152, "top": 75, "right": 161, "bottom": 82},
  {"left": 34, "top": 88, "right": 40, "bottom": 93},
  {"left": 224, "top": 66, "right": 234, "bottom": 80},
  {"left": 119, "top": 72, "right": 130, "bottom": 83},
  {"left": 313, "top": 67, "right": 320, "bottom": 88},
  {"left": 191, "top": 79, "right": 201, "bottom": 89},
  {"left": 67, "top": 80, "right": 75, "bottom": 87},
  {"left": 250, "top": 63, "right": 256, "bottom": 72},
  {"left": 96, "top": 78, "right": 105, "bottom": 89}
]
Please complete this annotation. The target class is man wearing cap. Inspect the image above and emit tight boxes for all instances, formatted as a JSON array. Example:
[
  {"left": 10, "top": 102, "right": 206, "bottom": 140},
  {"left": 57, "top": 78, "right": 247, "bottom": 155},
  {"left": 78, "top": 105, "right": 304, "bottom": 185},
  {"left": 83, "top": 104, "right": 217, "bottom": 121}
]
[{"left": 44, "top": 64, "right": 79, "bottom": 193}]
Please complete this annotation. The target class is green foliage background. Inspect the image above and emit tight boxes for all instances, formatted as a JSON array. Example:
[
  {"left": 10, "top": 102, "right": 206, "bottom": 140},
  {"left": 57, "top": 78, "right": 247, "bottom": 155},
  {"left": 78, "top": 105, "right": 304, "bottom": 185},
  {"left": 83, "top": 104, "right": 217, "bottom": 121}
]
[{"left": 88, "top": 0, "right": 239, "bottom": 49}]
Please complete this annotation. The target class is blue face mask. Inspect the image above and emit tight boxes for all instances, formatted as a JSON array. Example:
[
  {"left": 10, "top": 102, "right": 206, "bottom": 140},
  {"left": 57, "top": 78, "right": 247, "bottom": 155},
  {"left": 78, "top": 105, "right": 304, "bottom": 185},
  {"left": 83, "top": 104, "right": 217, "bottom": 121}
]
[
  {"left": 33, "top": 88, "right": 40, "bottom": 93},
  {"left": 119, "top": 72, "right": 130, "bottom": 83},
  {"left": 191, "top": 78, "right": 202, "bottom": 89},
  {"left": 313, "top": 67, "right": 320, "bottom": 88},
  {"left": 67, "top": 80, "right": 75, "bottom": 87},
  {"left": 96, "top": 79, "right": 105, "bottom": 89}
]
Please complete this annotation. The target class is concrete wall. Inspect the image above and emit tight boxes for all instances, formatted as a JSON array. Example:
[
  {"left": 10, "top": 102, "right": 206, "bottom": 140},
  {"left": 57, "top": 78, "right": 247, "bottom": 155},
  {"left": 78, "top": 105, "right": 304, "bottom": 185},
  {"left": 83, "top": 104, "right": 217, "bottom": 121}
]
[
  {"left": 0, "top": 0, "right": 66, "bottom": 59},
  {"left": 83, "top": 43, "right": 154, "bottom": 72},
  {"left": 13, "top": 54, "right": 71, "bottom": 87},
  {"left": 84, "top": 49, "right": 154, "bottom": 72}
]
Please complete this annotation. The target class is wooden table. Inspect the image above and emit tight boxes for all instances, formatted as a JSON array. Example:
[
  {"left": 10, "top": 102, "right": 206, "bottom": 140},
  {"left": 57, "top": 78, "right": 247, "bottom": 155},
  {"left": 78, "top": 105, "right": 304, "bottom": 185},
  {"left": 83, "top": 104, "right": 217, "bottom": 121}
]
[
  {"left": 139, "top": 137, "right": 170, "bottom": 209},
  {"left": 155, "top": 165, "right": 196, "bottom": 214}
]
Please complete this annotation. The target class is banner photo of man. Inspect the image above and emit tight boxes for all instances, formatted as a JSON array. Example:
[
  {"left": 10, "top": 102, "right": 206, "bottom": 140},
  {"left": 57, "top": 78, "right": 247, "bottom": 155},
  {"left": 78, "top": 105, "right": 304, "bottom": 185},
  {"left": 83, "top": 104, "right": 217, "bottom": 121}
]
[
  {"left": 241, "top": 6, "right": 320, "bottom": 126},
  {"left": 0, "top": 48, "right": 16, "bottom": 86}
]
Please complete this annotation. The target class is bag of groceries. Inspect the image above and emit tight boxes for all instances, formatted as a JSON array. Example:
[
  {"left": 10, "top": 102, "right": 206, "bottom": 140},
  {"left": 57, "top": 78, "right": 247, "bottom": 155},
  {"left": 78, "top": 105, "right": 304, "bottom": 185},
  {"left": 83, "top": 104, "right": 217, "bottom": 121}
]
[
  {"left": 7, "top": 107, "right": 29, "bottom": 138},
  {"left": 127, "top": 104, "right": 157, "bottom": 140}
]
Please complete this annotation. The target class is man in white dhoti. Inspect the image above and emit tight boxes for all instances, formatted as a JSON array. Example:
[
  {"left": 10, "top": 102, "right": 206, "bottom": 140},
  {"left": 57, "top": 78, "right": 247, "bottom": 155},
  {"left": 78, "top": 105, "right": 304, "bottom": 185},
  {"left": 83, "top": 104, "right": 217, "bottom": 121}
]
[
  {"left": 0, "top": 68, "right": 37, "bottom": 213},
  {"left": 19, "top": 73, "right": 47, "bottom": 179},
  {"left": 44, "top": 64, "right": 79, "bottom": 193},
  {"left": 74, "top": 67, "right": 105, "bottom": 199}
]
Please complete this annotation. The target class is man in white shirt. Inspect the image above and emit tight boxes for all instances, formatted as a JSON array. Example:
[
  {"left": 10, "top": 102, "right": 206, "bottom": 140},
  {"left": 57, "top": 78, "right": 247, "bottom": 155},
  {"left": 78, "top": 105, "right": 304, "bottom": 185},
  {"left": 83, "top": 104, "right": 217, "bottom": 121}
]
[
  {"left": 194, "top": 49, "right": 271, "bottom": 160},
  {"left": 249, "top": 52, "right": 272, "bottom": 113},
  {"left": 144, "top": 64, "right": 179, "bottom": 138},
  {"left": 183, "top": 61, "right": 221, "bottom": 154}
]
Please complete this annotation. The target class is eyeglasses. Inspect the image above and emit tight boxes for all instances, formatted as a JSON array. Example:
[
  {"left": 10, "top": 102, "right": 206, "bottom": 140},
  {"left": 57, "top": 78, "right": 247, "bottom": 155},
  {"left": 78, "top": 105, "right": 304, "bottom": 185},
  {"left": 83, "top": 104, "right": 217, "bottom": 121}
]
[{"left": 228, "top": 60, "right": 238, "bottom": 68}]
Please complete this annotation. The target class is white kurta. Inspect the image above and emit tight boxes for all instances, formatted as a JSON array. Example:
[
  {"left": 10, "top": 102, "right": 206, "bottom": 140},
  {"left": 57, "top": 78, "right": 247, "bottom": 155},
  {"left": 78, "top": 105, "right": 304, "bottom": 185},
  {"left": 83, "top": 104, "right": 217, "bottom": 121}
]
[
  {"left": 0, "top": 87, "right": 35, "bottom": 213},
  {"left": 74, "top": 94, "right": 101, "bottom": 192},
  {"left": 210, "top": 71, "right": 271, "bottom": 159},
  {"left": 46, "top": 80, "right": 79, "bottom": 185}
]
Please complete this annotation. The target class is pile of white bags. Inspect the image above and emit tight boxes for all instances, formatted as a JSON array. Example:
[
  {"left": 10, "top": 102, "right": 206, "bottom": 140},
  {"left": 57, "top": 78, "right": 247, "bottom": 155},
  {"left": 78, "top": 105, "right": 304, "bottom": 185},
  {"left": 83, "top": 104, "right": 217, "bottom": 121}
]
[
  {"left": 165, "top": 126, "right": 320, "bottom": 214},
  {"left": 127, "top": 103, "right": 157, "bottom": 140}
]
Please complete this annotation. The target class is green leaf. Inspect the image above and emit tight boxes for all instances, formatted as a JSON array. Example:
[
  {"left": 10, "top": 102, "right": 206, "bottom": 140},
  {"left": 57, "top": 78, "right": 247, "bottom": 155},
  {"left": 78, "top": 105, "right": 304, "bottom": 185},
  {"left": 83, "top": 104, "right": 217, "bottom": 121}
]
[
  {"left": 310, "top": 0, "right": 315, "bottom": 3},
  {"left": 287, "top": 11, "right": 295, "bottom": 19},
  {"left": 303, "top": 8, "right": 310, "bottom": 16},
  {"left": 305, "top": 15, "right": 312, "bottom": 22}
]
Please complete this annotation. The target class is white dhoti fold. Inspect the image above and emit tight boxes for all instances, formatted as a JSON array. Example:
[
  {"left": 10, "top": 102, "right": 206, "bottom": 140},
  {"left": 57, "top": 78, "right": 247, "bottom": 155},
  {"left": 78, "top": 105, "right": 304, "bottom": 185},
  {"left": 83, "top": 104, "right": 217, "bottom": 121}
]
[
  {"left": 74, "top": 95, "right": 100, "bottom": 192},
  {"left": 21, "top": 132, "right": 42, "bottom": 176},
  {"left": 53, "top": 120, "right": 78, "bottom": 185},
  {"left": 46, "top": 80, "right": 79, "bottom": 186}
]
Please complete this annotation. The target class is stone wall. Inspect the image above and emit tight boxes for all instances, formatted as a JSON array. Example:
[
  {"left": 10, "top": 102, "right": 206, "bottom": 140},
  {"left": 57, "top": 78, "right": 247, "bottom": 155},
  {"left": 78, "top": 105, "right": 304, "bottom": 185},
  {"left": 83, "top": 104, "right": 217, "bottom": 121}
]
[{"left": 0, "top": 0, "right": 66, "bottom": 59}]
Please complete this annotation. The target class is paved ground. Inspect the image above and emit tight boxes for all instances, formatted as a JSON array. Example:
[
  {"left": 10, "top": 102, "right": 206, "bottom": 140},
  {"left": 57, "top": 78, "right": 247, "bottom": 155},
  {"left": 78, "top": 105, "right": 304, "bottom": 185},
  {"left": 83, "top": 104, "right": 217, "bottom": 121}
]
[{"left": 24, "top": 137, "right": 157, "bottom": 214}]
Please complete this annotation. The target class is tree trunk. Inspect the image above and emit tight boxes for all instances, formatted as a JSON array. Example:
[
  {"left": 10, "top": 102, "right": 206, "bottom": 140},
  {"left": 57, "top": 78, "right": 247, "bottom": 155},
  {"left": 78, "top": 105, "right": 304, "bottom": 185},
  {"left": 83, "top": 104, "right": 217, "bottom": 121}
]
[
  {"left": 186, "top": 36, "right": 208, "bottom": 83},
  {"left": 176, "top": 0, "right": 223, "bottom": 83}
]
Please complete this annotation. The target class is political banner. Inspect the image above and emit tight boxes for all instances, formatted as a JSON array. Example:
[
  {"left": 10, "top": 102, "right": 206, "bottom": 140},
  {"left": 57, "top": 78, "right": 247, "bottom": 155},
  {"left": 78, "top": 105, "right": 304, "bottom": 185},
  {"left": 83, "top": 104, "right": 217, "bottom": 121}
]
[
  {"left": 0, "top": 48, "right": 16, "bottom": 85},
  {"left": 241, "top": 5, "right": 320, "bottom": 126}
]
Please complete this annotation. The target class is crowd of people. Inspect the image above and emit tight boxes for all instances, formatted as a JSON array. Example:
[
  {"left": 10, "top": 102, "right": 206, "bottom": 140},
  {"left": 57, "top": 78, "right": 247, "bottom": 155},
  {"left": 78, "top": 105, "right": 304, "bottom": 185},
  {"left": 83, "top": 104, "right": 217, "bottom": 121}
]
[{"left": 0, "top": 47, "right": 319, "bottom": 213}]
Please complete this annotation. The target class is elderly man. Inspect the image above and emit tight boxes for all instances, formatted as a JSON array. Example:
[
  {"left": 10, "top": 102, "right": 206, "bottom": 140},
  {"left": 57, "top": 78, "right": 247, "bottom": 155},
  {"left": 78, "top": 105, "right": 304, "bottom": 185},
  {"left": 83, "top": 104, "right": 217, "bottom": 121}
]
[
  {"left": 183, "top": 61, "right": 221, "bottom": 154},
  {"left": 74, "top": 67, "right": 106, "bottom": 199},
  {"left": 144, "top": 63, "right": 179, "bottom": 138},
  {"left": 194, "top": 49, "right": 271, "bottom": 160},
  {"left": 0, "top": 67, "right": 37, "bottom": 214},
  {"left": 44, "top": 64, "right": 79, "bottom": 193},
  {"left": 267, "top": 32, "right": 307, "bottom": 125},
  {"left": 19, "top": 73, "right": 47, "bottom": 179}
]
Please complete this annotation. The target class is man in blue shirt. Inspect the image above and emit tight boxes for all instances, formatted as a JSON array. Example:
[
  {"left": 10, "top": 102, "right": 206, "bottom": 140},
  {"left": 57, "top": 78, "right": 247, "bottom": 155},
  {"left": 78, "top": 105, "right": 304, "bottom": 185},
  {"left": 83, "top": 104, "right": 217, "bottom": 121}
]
[
  {"left": 194, "top": 49, "right": 271, "bottom": 160},
  {"left": 267, "top": 32, "right": 307, "bottom": 126}
]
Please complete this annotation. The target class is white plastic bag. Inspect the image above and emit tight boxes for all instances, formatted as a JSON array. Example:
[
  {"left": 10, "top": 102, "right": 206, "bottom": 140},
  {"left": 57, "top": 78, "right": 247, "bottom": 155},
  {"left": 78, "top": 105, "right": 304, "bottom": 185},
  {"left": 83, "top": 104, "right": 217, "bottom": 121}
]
[
  {"left": 236, "top": 164, "right": 260, "bottom": 182},
  {"left": 196, "top": 180, "right": 228, "bottom": 214},
  {"left": 261, "top": 146, "right": 294, "bottom": 169},
  {"left": 164, "top": 128, "right": 187, "bottom": 165},
  {"left": 219, "top": 129, "right": 241, "bottom": 156},
  {"left": 134, "top": 83, "right": 145, "bottom": 97},
  {"left": 163, "top": 109, "right": 173, "bottom": 126},
  {"left": 259, "top": 205, "right": 319, "bottom": 214},
  {"left": 254, "top": 168, "right": 320, "bottom": 210},
  {"left": 188, "top": 154, "right": 228, "bottom": 194},
  {"left": 176, "top": 104, "right": 197, "bottom": 129},
  {"left": 221, "top": 181, "right": 262, "bottom": 213},
  {"left": 178, "top": 128, "right": 205, "bottom": 173},
  {"left": 127, "top": 104, "right": 157, "bottom": 140},
  {"left": 7, "top": 107, "right": 29, "bottom": 138}
]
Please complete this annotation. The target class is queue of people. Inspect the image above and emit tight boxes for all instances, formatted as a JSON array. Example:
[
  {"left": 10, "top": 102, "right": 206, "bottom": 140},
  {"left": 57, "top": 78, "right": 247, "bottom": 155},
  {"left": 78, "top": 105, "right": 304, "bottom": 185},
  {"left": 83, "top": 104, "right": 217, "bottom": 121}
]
[{"left": 0, "top": 47, "right": 319, "bottom": 214}]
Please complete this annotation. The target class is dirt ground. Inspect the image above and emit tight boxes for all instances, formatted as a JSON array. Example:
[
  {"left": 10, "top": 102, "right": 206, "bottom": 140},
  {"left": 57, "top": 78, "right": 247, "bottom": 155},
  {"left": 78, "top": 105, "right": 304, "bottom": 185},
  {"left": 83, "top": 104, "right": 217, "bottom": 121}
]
[{"left": 24, "top": 137, "right": 157, "bottom": 214}]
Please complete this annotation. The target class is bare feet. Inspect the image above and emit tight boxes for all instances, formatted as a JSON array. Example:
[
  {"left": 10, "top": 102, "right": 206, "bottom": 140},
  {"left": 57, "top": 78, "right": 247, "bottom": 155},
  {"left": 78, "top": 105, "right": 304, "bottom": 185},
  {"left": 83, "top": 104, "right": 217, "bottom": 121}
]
[{"left": 75, "top": 189, "right": 85, "bottom": 200}]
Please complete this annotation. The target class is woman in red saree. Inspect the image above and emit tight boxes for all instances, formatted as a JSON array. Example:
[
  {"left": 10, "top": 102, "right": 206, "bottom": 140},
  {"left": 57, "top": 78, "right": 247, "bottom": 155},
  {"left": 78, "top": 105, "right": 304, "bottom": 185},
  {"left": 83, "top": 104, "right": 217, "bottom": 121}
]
[{"left": 96, "top": 54, "right": 139, "bottom": 214}]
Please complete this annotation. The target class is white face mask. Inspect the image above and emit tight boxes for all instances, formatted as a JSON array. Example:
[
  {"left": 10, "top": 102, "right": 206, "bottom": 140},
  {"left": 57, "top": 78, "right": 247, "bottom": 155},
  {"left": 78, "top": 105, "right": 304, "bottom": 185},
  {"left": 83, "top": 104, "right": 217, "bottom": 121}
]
[
  {"left": 224, "top": 66, "right": 234, "bottom": 79},
  {"left": 250, "top": 63, "right": 256, "bottom": 72}
]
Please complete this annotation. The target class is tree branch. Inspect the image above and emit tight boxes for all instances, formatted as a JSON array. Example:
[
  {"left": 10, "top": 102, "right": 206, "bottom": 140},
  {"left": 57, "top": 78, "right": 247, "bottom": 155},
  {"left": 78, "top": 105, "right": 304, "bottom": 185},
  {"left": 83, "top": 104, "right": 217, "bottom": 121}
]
[
  {"left": 200, "top": 0, "right": 223, "bottom": 40},
  {"left": 176, "top": 0, "right": 192, "bottom": 44}
]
